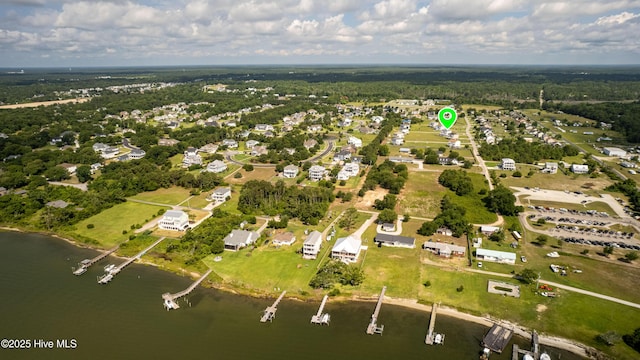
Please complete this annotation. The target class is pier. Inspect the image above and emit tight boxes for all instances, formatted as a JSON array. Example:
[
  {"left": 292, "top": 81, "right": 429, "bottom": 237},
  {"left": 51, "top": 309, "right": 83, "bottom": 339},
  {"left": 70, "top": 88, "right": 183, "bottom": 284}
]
[
  {"left": 98, "top": 237, "right": 165, "bottom": 284},
  {"left": 482, "top": 324, "right": 513, "bottom": 354},
  {"left": 260, "top": 290, "right": 286, "bottom": 322},
  {"left": 310, "top": 295, "right": 330, "bottom": 325},
  {"left": 73, "top": 246, "right": 119, "bottom": 275},
  {"left": 512, "top": 330, "right": 540, "bottom": 360},
  {"left": 425, "top": 303, "right": 443, "bottom": 345},
  {"left": 366, "top": 286, "right": 386, "bottom": 335},
  {"left": 162, "top": 269, "right": 213, "bottom": 310}
]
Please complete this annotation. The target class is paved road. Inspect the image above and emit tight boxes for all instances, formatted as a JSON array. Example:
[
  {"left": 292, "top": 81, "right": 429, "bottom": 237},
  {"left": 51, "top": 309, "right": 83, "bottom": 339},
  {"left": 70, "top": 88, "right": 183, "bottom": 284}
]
[
  {"left": 48, "top": 181, "right": 88, "bottom": 191},
  {"left": 224, "top": 140, "right": 334, "bottom": 167},
  {"left": 465, "top": 116, "right": 494, "bottom": 191}
]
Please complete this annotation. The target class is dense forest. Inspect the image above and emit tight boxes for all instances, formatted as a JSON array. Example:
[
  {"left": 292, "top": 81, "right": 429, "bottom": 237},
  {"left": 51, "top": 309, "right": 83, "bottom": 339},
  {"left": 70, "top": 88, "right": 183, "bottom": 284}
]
[{"left": 478, "top": 139, "right": 579, "bottom": 163}]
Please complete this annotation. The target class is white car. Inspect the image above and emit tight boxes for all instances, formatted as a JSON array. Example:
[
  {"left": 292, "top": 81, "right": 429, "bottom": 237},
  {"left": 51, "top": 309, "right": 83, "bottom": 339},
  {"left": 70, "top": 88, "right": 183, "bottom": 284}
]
[
  {"left": 477, "top": 262, "right": 483, "bottom": 268},
  {"left": 521, "top": 256, "right": 527, "bottom": 263}
]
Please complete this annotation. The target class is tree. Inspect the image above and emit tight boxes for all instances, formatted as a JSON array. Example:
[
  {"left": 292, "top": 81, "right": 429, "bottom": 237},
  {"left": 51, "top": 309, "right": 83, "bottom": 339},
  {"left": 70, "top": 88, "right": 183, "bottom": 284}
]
[
  {"left": 339, "top": 208, "right": 358, "bottom": 230},
  {"left": 536, "top": 218, "right": 546, "bottom": 225},
  {"left": 76, "top": 165, "right": 92, "bottom": 183},
  {"left": 623, "top": 328, "right": 640, "bottom": 353},
  {"left": 242, "top": 164, "right": 254, "bottom": 171},
  {"left": 603, "top": 245, "right": 614, "bottom": 257},
  {"left": 211, "top": 238, "right": 225, "bottom": 254},
  {"left": 489, "top": 230, "right": 505, "bottom": 242},
  {"left": 484, "top": 185, "right": 522, "bottom": 216},
  {"left": 518, "top": 268, "right": 538, "bottom": 284},
  {"left": 373, "top": 194, "right": 397, "bottom": 210},
  {"left": 625, "top": 251, "right": 638, "bottom": 262},
  {"left": 44, "top": 166, "right": 70, "bottom": 181},
  {"left": 596, "top": 331, "right": 621, "bottom": 346},
  {"left": 535, "top": 234, "right": 549, "bottom": 246},
  {"left": 378, "top": 209, "right": 397, "bottom": 224}
]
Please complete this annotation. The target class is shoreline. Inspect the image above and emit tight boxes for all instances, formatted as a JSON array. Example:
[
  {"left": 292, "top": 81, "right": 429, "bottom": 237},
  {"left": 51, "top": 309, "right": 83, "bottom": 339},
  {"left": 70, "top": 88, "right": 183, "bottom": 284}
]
[{"left": 1, "top": 226, "right": 598, "bottom": 358}]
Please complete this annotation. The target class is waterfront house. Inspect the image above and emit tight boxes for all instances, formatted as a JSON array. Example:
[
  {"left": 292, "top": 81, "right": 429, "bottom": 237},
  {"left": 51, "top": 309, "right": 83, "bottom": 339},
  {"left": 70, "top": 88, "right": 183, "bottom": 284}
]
[
  {"left": 223, "top": 229, "right": 260, "bottom": 251},
  {"left": 374, "top": 233, "right": 415, "bottom": 248},
  {"left": 272, "top": 232, "right": 296, "bottom": 246},
  {"left": 422, "top": 241, "right": 466, "bottom": 257},
  {"left": 158, "top": 210, "right": 190, "bottom": 231},
  {"left": 331, "top": 236, "right": 362, "bottom": 263},
  {"left": 303, "top": 231, "right": 323, "bottom": 259}
]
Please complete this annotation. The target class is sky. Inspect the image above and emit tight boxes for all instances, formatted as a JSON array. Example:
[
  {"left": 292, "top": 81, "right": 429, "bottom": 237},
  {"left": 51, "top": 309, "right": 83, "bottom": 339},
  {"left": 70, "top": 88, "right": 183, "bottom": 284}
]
[{"left": 1, "top": 0, "right": 640, "bottom": 67}]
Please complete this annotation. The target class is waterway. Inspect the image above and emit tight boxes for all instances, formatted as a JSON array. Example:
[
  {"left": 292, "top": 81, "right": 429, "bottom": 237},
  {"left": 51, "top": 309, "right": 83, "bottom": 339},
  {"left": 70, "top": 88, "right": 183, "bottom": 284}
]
[{"left": 0, "top": 231, "right": 585, "bottom": 359}]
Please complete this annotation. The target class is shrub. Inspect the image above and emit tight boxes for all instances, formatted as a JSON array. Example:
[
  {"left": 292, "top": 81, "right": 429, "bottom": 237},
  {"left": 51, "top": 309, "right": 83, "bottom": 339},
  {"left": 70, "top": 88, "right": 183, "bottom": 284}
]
[
  {"left": 423, "top": 280, "right": 431, "bottom": 287},
  {"left": 86, "top": 224, "right": 95, "bottom": 229},
  {"left": 456, "top": 285, "right": 464, "bottom": 292}
]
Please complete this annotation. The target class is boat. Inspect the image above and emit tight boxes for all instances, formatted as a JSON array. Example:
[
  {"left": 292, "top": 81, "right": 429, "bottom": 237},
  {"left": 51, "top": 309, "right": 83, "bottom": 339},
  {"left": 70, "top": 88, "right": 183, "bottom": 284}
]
[
  {"left": 434, "top": 333, "right": 445, "bottom": 345},
  {"left": 480, "top": 347, "right": 491, "bottom": 359},
  {"left": 523, "top": 354, "right": 534, "bottom": 360},
  {"left": 73, "top": 266, "right": 87, "bottom": 275},
  {"left": 320, "top": 313, "right": 330, "bottom": 325},
  {"left": 540, "top": 352, "right": 551, "bottom": 360},
  {"left": 104, "top": 264, "right": 116, "bottom": 273},
  {"left": 163, "top": 299, "right": 178, "bottom": 310}
]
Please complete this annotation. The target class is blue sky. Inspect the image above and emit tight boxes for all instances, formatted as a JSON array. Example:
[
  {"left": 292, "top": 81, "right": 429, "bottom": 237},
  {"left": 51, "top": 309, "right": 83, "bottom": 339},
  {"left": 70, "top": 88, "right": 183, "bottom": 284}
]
[{"left": 1, "top": 0, "right": 639, "bottom": 67}]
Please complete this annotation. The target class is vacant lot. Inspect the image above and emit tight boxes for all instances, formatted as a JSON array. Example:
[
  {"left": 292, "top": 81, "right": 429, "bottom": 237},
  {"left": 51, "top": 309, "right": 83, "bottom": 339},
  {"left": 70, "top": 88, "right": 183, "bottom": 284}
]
[
  {"left": 398, "top": 171, "right": 446, "bottom": 218},
  {"left": 73, "top": 201, "right": 167, "bottom": 247},
  {"left": 129, "top": 187, "right": 192, "bottom": 205}
]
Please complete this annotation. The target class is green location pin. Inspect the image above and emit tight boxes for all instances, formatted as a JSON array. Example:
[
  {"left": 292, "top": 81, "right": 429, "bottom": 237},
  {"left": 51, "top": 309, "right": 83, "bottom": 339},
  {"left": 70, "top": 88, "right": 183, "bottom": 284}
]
[{"left": 438, "top": 108, "right": 457, "bottom": 130}]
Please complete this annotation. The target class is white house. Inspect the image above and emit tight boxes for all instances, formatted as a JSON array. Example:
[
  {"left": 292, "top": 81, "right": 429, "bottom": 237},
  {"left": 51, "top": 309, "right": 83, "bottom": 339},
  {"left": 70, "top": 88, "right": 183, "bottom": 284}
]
[
  {"left": 391, "top": 136, "right": 404, "bottom": 145},
  {"left": 603, "top": 147, "right": 627, "bottom": 157},
  {"left": 223, "top": 229, "right": 260, "bottom": 251},
  {"left": 348, "top": 136, "right": 363, "bottom": 148},
  {"left": 337, "top": 162, "right": 360, "bottom": 180},
  {"left": 210, "top": 187, "right": 231, "bottom": 203},
  {"left": 246, "top": 140, "right": 260, "bottom": 149},
  {"left": 475, "top": 248, "right": 516, "bottom": 265},
  {"left": 128, "top": 148, "right": 146, "bottom": 160},
  {"left": 331, "top": 235, "right": 362, "bottom": 263},
  {"left": 501, "top": 158, "right": 516, "bottom": 171},
  {"left": 422, "top": 241, "right": 466, "bottom": 257},
  {"left": 543, "top": 162, "right": 558, "bottom": 174},
  {"left": 308, "top": 165, "right": 326, "bottom": 181},
  {"left": 158, "top": 210, "right": 190, "bottom": 231},
  {"left": 480, "top": 226, "right": 500, "bottom": 235},
  {"left": 182, "top": 153, "right": 203, "bottom": 167},
  {"left": 571, "top": 164, "right": 589, "bottom": 174},
  {"left": 272, "top": 232, "right": 296, "bottom": 246},
  {"left": 206, "top": 160, "right": 227, "bottom": 173},
  {"left": 333, "top": 150, "right": 351, "bottom": 162},
  {"left": 101, "top": 147, "right": 120, "bottom": 159},
  {"left": 199, "top": 143, "right": 219, "bottom": 154},
  {"left": 58, "top": 163, "right": 77, "bottom": 174},
  {"left": 222, "top": 139, "right": 238, "bottom": 148},
  {"left": 448, "top": 139, "right": 461, "bottom": 149},
  {"left": 283, "top": 164, "right": 299, "bottom": 178},
  {"left": 303, "top": 231, "right": 323, "bottom": 259}
]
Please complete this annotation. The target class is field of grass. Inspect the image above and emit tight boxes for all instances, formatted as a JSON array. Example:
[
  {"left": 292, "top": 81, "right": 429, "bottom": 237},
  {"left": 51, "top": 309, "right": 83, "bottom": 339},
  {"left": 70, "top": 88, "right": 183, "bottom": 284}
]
[
  {"left": 129, "top": 187, "right": 192, "bottom": 205},
  {"left": 498, "top": 166, "right": 615, "bottom": 193},
  {"left": 226, "top": 167, "right": 277, "bottom": 184},
  {"left": 522, "top": 198, "right": 617, "bottom": 215},
  {"left": 73, "top": 202, "right": 168, "bottom": 247},
  {"left": 399, "top": 171, "right": 446, "bottom": 218}
]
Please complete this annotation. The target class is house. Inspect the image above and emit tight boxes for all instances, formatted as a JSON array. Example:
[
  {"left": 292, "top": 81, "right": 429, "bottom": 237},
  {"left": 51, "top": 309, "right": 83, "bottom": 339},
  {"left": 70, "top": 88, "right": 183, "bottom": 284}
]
[
  {"left": 246, "top": 140, "right": 260, "bottom": 149},
  {"left": 264, "top": 130, "right": 275, "bottom": 138},
  {"left": 250, "top": 146, "right": 268, "bottom": 156},
  {"left": 222, "top": 139, "right": 238, "bottom": 148},
  {"left": 333, "top": 149, "right": 351, "bottom": 162},
  {"left": 391, "top": 136, "right": 404, "bottom": 146},
  {"left": 223, "top": 229, "right": 260, "bottom": 251},
  {"left": 570, "top": 164, "right": 589, "bottom": 174},
  {"left": 182, "top": 153, "right": 202, "bottom": 167},
  {"left": 239, "top": 130, "right": 251, "bottom": 138},
  {"left": 337, "top": 118, "right": 352, "bottom": 127},
  {"left": 341, "top": 163, "right": 360, "bottom": 177},
  {"left": 480, "top": 226, "right": 500, "bottom": 235},
  {"left": 303, "top": 139, "right": 318, "bottom": 150},
  {"left": 210, "top": 187, "right": 231, "bottom": 203},
  {"left": 205, "top": 160, "right": 227, "bottom": 173},
  {"left": 399, "top": 147, "right": 411, "bottom": 153},
  {"left": 58, "top": 163, "right": 77, "bottom": 174},
  {"left": 308, "top": 165, "right": 326, "bottom": 181},
  {"left": 92, "top": 142, "right": 109, "bottom": 153},
  {"left": 158, "top": 138, "right": 180, "bottom": 146},
  {"left": 117, "top": 154, "right": 130, "bottom": 162},
  {"left": 621, "top": 161, "right": 637, "bottom": 169},
  {"left": 436, "top": 227, "right": 452, "bottom": 236},
  {"left": 254, "top": 124, "right": 274, "bottom": 132},
  {"left": 348, "top": 136, "right": 363, "bottom": 148},
  {"left": 283, "top": 164, "right": 299, "bottom": 178},
  {"left": 184, "top": 147, "right": 198, "bottom": 157},
  {"left": 374, "top": 233, "right": 415, "bottom": 248},
  {"left": 448, "top": 139, "right": 461, "bottom": 149},
  {"left": 422, "top": 241, "right": 466, "bottom": 257},
  {"left": 381, "top": 223, "right": 395, "bottom": 232},
  {"left": 303, "top": 231, "right": 323, "bottom": 259},
  {"left": 501, "top": 158, "right": 516, "bottom": 171},
  {"left": 371, "top": 116, "right": 384, "bottom": 125},
  {"left": 389, "top": 156, "right": 414, "bottom": 163},
  {"left": 308, "top": 124, "right": 323, "bottom": 132},
  {"left": 475, "top": 248, "right": 516, "bottom": 265},
  {"left": 331, "top": 235, "right": 362, "bottom": 263},
  {"left": 438, "top": 156, "right": 459, "bottom": 166},
  {"left": 90, "top": 163, "right": 102, "bottom": 174},
  {"left": 199, "top": 143, "right": 219, "bottom": 154},
  {"left": 128, "top": 148, "right": 146, "bottom": 160},
  {"left": 603, "top": 147, "right": 627, "bottom": 157},
  {"left": 158, "top": 210, "right": 190, "bottom": 231},
  {"left": 101, "top": 147, "right": 120, "bottom": 159},
  {"left": 543, "top": 162, "right": 558, "bottom": 174},
  {"left": 272, "top": 232, "right": 296, "bottom": 246}
]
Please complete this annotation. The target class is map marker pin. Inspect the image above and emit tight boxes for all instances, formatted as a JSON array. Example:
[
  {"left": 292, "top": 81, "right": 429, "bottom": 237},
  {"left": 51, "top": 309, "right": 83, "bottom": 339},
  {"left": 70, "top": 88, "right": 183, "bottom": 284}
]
[{"left": 438, "top": 107, "right": 457, "bottom": 130}]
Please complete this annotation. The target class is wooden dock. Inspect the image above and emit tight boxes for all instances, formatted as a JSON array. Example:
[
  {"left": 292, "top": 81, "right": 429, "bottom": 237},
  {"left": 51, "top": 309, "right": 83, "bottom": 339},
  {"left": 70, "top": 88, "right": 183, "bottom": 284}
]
[
  {"left": 162, "top": 269, "right": 213, "bottom": 310},
  {"left": 366, "top": 286, "right": 386, "bottom": 335},
  {"left": 425, "top": 303, "right": 439, "bottom": 345},
  {"left": 512, "top": 330, "right": 540, "bottom": 360},
  {"left": 73, "top": 246, "right": 119, "bottom": 275},
  {"left": 98, "top": 237, "right": 165, "bottom": 284},
  {"left": 310, "top": 294, "right": 330, "bottom": 325},
  {"left": 482, "top": 324, "right": 513, "bottom": 354},
  {"left": 260, "top": 290, "right": 286, "bottom": 323}
]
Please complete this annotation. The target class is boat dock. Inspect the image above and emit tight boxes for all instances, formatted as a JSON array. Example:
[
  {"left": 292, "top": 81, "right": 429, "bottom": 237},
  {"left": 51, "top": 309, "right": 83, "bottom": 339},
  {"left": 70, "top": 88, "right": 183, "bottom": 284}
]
[
  {"left": 73, "top": 246, "right": 119, "bottom": 275},
  {"left": 162, "top": 269, "right": 213, "bottom": 310},
  {"left": 310, "top": 294, "right": 330, "bottom": 325},
  {"left": 366, "top": 286, "right": 386, "bottom": 335},
  {"left": 98, "top": 237, "right": 165, "bottom": 284},
  {"left": 482, "top": 324, "right": 513, "bottom": 354},
  {"left": 512, "top": 330, "right": 540, "bottom": 360},
  {"left": 260, "top": 290, "right": 286, "bottom": 322},
  {"left": 425, "top": 303, "right": 443, "bottom": 345}
]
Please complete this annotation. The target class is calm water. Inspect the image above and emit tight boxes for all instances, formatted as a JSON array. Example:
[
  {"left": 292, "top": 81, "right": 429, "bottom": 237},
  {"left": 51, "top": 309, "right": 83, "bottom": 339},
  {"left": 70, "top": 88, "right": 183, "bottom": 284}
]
[{"left": 0, "top": 231, "right": 584, "bottom": 360}]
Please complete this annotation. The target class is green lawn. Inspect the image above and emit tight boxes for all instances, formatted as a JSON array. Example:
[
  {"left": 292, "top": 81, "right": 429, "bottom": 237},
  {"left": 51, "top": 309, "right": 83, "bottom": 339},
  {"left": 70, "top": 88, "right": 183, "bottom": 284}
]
[
  {"left": 73, "top": 201, "right": 168, "bottom": 247},
  {"left": 129, "top": 187, "right": 193, "bottom": 205},
  {"left": 399, "top": 171, "right": 446, "bottom": 218}
]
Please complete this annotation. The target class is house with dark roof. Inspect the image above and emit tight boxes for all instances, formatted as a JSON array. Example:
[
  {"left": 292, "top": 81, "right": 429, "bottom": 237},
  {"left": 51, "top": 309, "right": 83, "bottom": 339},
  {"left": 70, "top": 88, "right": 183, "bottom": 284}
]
[{"left": 374, "top": 233, "right": 415, "bottom": 248}]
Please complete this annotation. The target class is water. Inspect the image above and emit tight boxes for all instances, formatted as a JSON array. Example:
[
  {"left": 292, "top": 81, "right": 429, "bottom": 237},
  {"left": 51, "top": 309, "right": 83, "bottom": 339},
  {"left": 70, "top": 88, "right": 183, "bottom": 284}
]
[{"left": 0, "top": 231, "right": 584, "bottom": 359}]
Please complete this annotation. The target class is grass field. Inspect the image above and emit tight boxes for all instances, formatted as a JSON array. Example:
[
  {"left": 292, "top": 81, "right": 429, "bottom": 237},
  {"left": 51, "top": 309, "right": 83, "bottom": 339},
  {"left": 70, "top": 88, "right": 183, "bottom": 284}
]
[
  {"left": 73, "top": 201, "right": 168, "bottom": 247},
  {"left": 522, "top": 198, "right": 617, "bottom": 215},
  {"left": 498, "top": 166, "right": 615, "bottom": 193},
  {"left": 129, "top": 187, "right": 192, "bottom": 205},
  {"left": 399, "top": 171, "right": 446, "bottom": 218}
]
